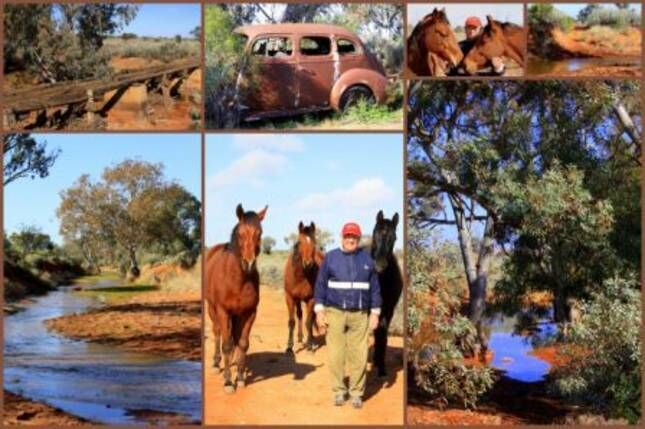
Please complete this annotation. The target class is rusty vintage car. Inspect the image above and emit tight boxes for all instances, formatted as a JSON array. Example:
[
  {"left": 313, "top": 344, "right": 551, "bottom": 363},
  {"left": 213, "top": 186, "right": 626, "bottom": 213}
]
[{"left": 234, "top": 23, "right": 388, "bottom": 121}]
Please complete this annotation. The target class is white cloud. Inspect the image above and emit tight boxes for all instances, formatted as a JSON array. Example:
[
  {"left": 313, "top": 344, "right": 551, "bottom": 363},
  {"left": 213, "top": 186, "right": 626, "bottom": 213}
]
[
  {"left": 232, "top": 134, "right": 304, "bottom": 153},
  {"left": 209, "top": 149, "right": 288, "bottom": 189},
  {"left": 295, "top": 178, "right": 395, "bottom": 212}
]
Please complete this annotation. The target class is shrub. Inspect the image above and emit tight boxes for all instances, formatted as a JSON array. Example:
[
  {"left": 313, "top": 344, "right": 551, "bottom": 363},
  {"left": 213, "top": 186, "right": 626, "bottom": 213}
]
[
  {"left": 551, "top": 275, "right": 641, "bottom": 423},
  {"left": 408, "top": 227, "right": 495, "bottom": 408},
  {"left": 583, "top": 7, "right": 640, "bottom": 30},
  {"left": 529, "top": 4, "right": 576, "bottom": 32}
]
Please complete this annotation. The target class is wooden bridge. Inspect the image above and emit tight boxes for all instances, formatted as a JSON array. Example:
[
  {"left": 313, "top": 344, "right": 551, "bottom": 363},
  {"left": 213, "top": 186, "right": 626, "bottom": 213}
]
[{"left": 3, "top": 58, "right": 200, "bottom": 129}]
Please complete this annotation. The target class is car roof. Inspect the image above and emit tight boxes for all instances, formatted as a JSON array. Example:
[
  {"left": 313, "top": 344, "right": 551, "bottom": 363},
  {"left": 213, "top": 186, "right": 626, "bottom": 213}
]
[{"left": 234, "top": 23, "right": 360, "bottom": 41}]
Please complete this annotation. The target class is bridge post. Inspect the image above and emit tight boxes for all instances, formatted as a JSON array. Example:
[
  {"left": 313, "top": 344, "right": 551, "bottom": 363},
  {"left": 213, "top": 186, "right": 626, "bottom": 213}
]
[
  {"left": 161, "top": 73, "right": 172, "bottom": 111},
  {"left": 3, "top": 109, "right": 17, "bottom": 129},
  {"left": 86, "top": 89, "right": 99, "bottom": 126}
]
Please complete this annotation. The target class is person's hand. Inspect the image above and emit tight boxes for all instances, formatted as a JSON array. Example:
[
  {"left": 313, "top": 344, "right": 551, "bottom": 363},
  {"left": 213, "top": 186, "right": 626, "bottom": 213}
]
[
  {"left": 316, "top": 311, "right": 328, "bottom": 335},
  {"left": 369, "top": 313, "right": 379, "bottom": 331}
]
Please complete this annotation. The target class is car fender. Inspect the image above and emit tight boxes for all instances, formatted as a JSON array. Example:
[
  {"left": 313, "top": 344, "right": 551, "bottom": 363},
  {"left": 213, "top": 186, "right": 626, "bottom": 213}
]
[{"left": 329, "top": 68, "right": 387, "bottom": 111}]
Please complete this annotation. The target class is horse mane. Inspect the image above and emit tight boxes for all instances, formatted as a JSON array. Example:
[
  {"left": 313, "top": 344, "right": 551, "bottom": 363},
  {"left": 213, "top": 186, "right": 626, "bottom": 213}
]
[{"left": 486, "top": 19, "right": 522, "bottom": 33}]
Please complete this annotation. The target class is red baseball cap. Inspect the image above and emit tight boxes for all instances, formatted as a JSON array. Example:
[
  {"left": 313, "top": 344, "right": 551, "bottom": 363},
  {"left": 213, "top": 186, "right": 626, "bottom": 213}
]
[
  {"left": 465, "top": 16, "right": 482, "bottom": 28},
  {"left": 342, "top": 222, "right": 362, "bottom": 237}
]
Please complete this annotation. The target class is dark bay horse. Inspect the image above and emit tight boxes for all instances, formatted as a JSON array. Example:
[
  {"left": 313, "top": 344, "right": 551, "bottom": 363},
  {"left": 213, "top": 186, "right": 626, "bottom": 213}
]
[
  {"left": 461, "top": 15, "right": 526, "bottom": 75},
  {"left": 371, "top": 210, "right": 403, "bottom": 377},
  {"left": 407, "top": 8, "right": 463, "bottom": 76},
  {"left": 284, "top": 221, "right": 324, "bottom": 355},
  {"left": 206, "top": 203, "right": 268, "bottom": 393}
]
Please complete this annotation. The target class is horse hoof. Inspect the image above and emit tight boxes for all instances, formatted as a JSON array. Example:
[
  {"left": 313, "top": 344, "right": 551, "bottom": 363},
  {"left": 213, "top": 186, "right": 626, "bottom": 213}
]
[
  {"left": 237, "top": 379, "right": 246, "bottom": 388},
  {"left": 285, "top": 348, "right": 294, "bottom": 356},
  {"left": 223, "top": 383, "right": 235, "bottom": 394},
  {"left": 306, "top": 346, "right": 314, "bottom": 354}
]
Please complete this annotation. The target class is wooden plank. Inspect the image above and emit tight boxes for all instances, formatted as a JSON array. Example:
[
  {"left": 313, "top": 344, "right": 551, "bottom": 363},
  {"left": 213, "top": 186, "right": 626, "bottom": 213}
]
[{"left": 4, "top": 58, "right": 199, "bottom": 113}]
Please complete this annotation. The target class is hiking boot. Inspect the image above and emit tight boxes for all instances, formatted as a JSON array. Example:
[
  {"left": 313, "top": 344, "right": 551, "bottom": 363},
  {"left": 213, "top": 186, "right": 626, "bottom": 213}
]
[
  {"left": 334, "top": 394, "right": 345, "bottom": 406},
  {"left": 351, "top": 397, "right": 363, "bottom": 409}
]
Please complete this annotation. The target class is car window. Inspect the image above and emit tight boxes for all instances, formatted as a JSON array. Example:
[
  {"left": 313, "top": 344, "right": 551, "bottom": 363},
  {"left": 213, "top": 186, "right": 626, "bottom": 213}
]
[
  {"left": 251, "top": 37, "right": 293, "bottom": 57},
  {"left": 300, "top": 36, "right": 331, "bottom": 56},
  {"left": 337, "top": 39, "right": 357, "bottom": 55}
]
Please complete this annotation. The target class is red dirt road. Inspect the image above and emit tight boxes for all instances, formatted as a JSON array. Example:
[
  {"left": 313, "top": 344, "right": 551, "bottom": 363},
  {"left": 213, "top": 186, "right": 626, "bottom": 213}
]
[{"left": 204, "top": 287, "right": 404, "bottom": 425}]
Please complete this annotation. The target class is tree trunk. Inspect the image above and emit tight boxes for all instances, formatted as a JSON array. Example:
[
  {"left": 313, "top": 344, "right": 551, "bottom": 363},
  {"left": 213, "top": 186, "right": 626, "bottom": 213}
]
[
  {"left": 128, "top": 248, "right": 140, "bottom": 278},
  {"left": 450, "top": 196, "right": 494, "bottom": 356}
]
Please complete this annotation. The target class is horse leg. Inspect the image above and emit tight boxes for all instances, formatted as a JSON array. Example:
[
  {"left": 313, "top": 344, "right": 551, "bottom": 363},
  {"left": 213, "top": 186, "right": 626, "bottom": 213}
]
[
  {"left": 208, "top": 304, "right": 222, "bottom": 372},
  {"left": 217, "top": 308, "right": 235, "bottom": 393},
  {"left": 373, "top": 315, "right": 389, "bottom": 377},
  {"left": 235, "top": 310, "right": 257, "bottom": 388},
  {"left": 305, "top": 299, "right": 315, "bottom": 352},
  {"left": 285, "top": 293, "right": 296, "bottom": 355},
  {"left": 296, "top": 300, "right": 304, "bottom": 344}
]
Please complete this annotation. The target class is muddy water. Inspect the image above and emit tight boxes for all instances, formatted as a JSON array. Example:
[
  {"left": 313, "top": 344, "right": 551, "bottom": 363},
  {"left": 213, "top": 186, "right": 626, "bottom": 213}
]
[
  {"left": 527, "top": 56, "right": 640, "bottom": 75},
  {"left": 4, "top": 283, "right": 201, "bottom": 425},
  {"left": 487, "top": 313, "right": 557, "bottom": 383}
]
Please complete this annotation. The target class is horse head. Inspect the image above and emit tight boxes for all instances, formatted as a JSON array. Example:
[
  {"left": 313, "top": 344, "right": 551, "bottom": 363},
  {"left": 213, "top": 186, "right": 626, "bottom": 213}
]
[
  {"left": 233, "top": 203, "right": 268, "bottom": 274},
  {"left": 372, "top": 210, "right": 399, "bottom": 274},
  {"left": 295, "top": 221, "right": 317, "bottom": 270},
  {"left": 421, "top": 8, "right": 463, "bottom": 72},
  {"left": 462, "top": 15, "right": 509, "bottom": 75}
]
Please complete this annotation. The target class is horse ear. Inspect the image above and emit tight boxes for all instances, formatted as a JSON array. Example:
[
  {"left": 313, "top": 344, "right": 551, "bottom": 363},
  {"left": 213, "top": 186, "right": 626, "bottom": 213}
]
[
  {"left": 486, "top": 15, "right": 494, "bottom": 25},
  {"left": 310, "top": 221, "right": 316, "bottom": 231},
  {"left": 298, "top": 221, "right": 304, "bottom": 232},
  {"left": 257, "top": 205, "right": 268, "bottom": 221},
  {"left": 376, "top": 210, "right": 384, "bottom": 223},
  {"left": 393, "top": 212, "right": 399, "bottom": 228},
  {"left": 236, "top": 204, "right": 244, "bottom": 220}
]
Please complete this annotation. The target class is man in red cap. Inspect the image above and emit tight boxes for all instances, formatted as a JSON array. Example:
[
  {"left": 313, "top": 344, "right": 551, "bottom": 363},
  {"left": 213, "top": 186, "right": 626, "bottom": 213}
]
[
  {"left": 459, "top": 16, "right": 506, "bottom": 75},
  {"left": 314, "top": 222, "right": 381, "bottom": 409}
]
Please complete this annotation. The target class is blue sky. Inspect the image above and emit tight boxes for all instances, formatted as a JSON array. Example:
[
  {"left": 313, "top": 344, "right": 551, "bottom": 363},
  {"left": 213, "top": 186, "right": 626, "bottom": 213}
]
[
  {"left": 118, "top": 4, "right": 200, "bottom": 38},
  {"left": 205, "top": 134, "right": 404, "bottom": 250},
  {"left": 4, "top": 134, "right": 200, "bottom": 244},
  {"left": 408, "top": 3, "right": 524, "bottom": 28}
]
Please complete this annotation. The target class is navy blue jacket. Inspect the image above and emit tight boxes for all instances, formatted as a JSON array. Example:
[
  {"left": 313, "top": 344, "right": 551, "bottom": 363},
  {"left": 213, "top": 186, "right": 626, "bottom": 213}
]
[{"left": 314, "top": 247, "right": 382, "bottom": 312}]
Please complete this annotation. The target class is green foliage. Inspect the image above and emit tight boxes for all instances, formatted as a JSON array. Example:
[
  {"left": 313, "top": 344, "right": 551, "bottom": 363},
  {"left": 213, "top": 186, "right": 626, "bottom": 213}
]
[
  {"left": 204, "top": 5, "right": 254, "bottom": 128},
  {"left": 104, "top": 38, "right": 199, "bottom": 62},
  {"left": 408, "top": 226, "right": 494, "bottom": 408},
  {"left": 9, "top": 225, "right": 55, "bottom": 256},
  {"left": 57, "top": 160, "right": 201, "bottom": 277},
  {"left": 4, "top": 3, "right": 139, "bottom": 81},
  {"left": 121, "top": 32, "right": 137, "bottom": 40},
  {"left": 528, "top": 4, "right": 575, "bottom": 32},
  {"left": 494, "top": 164, "right": 617, "bottom": 314},
  {"left": 262, "top": 236, "right": 276, "bottom": 255},
  {"left": 551, "top": 275, "right": 641, "bottom": 422},
  {"left": 583, "top": 6, "right": 640, "bottom": 29},
  {"left": 3, "top": 134, "right": 60, "bottom": 186},
  {"left": 343, "top": 99, "right": 398, "bottom": 124}
]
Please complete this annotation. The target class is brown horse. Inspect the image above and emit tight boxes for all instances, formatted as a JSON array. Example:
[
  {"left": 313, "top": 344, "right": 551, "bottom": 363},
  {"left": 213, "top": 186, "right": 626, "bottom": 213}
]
[
  {"left": 407, "top": 8, "right": 463, "bottom": 76},
  {"left": 284, "top": 221, "right": 324, "bottom": 355},
  {"left": 461, "top": 16, "right": 526, "bottom": 75},
  {"left": 206, "top": 203, "right": 268, "bottom": 393}
]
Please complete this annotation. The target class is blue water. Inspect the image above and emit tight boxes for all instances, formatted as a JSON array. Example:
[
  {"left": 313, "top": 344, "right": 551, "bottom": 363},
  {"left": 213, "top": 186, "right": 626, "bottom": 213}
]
[
  {"left": 487, "top": 313, "right": 558, "bottom": 383},
  {"left": 4, "top": 285, "right": 201, "bottom": 424}
]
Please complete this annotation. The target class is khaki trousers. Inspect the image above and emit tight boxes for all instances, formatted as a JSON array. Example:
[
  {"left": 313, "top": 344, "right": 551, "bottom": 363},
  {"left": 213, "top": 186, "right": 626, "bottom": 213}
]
[{"left": 325, "top": 307, "right": 369, "bottom": 399}]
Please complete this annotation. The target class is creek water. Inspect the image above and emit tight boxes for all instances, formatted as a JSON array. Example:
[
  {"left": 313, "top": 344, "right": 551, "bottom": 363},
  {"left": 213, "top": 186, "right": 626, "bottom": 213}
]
[
  {"left": 4, "top": 282, "right": 201, "bottom": 424},
  {"left": 486, "top": 312, "right": 558, "bottom": 383},
  {"left": 527, "top": 56, "right": 640, "bottom": 75}
]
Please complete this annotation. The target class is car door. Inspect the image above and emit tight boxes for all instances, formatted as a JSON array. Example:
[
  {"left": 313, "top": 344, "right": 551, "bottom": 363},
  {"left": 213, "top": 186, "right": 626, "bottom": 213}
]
[
  {"left": 296, "top": 34, "right": 336, "bottom": 108},
  {"left": 335, "top": 37, "right": 369, "bottom": 74},
  {"left": 246, "top": 35, "right": 297, "bottom": 112}
]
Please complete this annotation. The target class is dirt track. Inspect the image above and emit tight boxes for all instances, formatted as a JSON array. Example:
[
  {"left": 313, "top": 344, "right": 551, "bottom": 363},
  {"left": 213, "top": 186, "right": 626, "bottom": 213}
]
[{"left": 204, "top": 287, "right": 404, "bottom": 425}]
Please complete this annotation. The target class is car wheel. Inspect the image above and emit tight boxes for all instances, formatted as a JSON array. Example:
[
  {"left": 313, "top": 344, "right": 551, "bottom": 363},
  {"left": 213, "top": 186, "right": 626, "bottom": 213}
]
[{"left": 339, "top": 85, "right": 375, "bottom": 113}]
